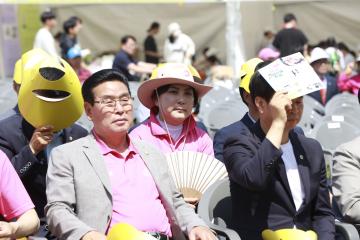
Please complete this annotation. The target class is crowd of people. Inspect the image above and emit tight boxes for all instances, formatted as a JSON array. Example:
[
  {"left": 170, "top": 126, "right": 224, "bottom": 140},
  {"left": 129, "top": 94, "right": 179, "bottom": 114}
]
[{"left": 1, "top": 9, "right": 360, "bottom": 240}]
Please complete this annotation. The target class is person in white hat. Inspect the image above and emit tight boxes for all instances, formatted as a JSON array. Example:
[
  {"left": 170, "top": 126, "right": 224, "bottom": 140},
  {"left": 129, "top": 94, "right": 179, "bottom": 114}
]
[
  {"left": 164, "top": 23, "right": 195, "bottom": 65},
  {"left": 308, "top": 47, "right": 339, "bottom": 105}
]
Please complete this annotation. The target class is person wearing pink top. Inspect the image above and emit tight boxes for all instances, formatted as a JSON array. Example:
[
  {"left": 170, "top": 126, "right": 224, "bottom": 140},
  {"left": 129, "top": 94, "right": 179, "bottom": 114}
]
[
  {"left": 45, "top": 69, "right": 216, "bottom": 240},
  {"left": 130, "top": 63, "right": 213, "bottom": 156},
  {"left": 337, "top": 57, "right": 360, "bottom": 95},
  {"left": 0, "top": 150, "right": 39, "bottom": 238}
]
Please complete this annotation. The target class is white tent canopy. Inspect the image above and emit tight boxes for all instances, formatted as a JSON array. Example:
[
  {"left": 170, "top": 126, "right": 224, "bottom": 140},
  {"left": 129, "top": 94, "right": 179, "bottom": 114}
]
[
  {"left": 1, "top": 1, "right": 360, "bottom": 79},
  {"left": 52, "top": 1, "right": 360, "bottom": 66}
]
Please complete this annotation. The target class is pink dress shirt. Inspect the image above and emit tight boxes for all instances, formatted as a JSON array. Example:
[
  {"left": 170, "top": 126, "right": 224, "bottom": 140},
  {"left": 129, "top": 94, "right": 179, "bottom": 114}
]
[
  {"left": 93, "top": 132, "right": 171, "bottom": 235},
  {"left": 0, "top": 150, "right": 34, "bottom": 220}
]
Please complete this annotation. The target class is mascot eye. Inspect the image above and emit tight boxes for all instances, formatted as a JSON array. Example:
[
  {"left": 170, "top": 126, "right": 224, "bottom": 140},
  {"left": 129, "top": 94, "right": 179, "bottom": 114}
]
[{"left": 39, "top": 67, "right": 65, "bottom": 81}]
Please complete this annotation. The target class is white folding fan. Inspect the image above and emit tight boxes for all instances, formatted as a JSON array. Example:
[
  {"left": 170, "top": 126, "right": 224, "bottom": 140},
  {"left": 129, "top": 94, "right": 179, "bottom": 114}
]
[{"left": 165, "top": 151, "right": 228, "bottom": 199}]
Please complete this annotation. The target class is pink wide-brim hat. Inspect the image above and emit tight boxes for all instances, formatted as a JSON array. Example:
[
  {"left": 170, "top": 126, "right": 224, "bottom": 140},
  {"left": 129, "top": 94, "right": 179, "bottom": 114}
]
[{"left": 137, "top": 63, "right": 213, "bottom": 109}]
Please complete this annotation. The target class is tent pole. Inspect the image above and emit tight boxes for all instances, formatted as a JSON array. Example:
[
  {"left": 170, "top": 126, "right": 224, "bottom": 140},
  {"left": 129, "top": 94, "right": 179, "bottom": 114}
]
[{"left": 226, "top": 1, "right": 245, "bottom": 81}]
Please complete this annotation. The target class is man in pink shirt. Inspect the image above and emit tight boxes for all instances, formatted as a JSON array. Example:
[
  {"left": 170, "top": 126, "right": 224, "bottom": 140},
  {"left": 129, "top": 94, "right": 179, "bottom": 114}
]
[
  {"left": 45, "top": 69, "right": 216, "bottom": 240},
  {"left": 0, "top": 150, "right": 39, "bottom": 238}
]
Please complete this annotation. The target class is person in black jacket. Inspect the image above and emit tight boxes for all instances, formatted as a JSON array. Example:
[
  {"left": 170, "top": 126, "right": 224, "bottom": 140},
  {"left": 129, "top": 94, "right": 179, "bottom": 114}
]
[
  {"left": 213, "top": 58, "right": 263, "bottom": 162},
  {"left": 0, "top": 51, "right": 88, "bottom": 237},
  {"left": 144, "top": 22, "right": 161, "bottom": 64},
  {"left": 273, "top": 13, "right": 308, "bottom": 57},
  {"left": 223, "top": 68, "right": 335, "bottom": 240},
  {"left": 0, "top": 115, "right": 87, "bottom": 218}
]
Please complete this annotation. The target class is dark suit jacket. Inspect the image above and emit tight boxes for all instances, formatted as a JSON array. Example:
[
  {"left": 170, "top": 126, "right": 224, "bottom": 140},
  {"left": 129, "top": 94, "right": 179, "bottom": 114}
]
[
  {"left": 308, "top": 74, "right": 339, "bottom": 105},
  {"left": 0, "top": 114, "right": 88, "bottom": 217},
  {"left": 214, "top": 113, "right": 304, "bottom": 162},
  {"left": 223, "top": 121, "right": 335, "bottom": 240},
  {"left": 214, "top": 113, "right": 254, "bottom": 162}
]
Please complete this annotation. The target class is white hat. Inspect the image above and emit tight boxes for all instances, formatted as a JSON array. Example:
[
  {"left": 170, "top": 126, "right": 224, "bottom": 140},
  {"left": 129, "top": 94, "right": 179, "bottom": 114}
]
[
  {"left": 168, "top": 22, "right": 181, "bottom": 35},
  {"left": 309, "top": 47, "right": 330, "bottom": 64},
  {"left": 204, "top": 48, "right": 219, "bottom": 58}
]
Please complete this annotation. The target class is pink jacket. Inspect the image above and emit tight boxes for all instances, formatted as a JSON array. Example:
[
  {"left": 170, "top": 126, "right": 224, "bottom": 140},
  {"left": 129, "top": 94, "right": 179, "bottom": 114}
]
[
  {"left": 130, "top": 110, "right": 214, "bottom": 156},
  {"left": 337, "top": 72, "right": 360, "bottom": 95}
]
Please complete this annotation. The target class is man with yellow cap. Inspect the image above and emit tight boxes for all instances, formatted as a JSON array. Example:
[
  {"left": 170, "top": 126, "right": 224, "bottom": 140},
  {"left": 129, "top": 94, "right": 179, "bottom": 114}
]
[
  {"left": 0, "top": 50, "right": 88, "bottom": 237},
  {"left": 213, "top": 58, "right": 263, "bottom": 162}
]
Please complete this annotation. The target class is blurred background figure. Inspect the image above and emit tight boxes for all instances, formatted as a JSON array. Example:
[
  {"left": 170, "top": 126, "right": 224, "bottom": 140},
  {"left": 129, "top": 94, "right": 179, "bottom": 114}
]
[
  {"left": 259, "top": 29, "right": 275, "bottom": 51},
  {"left": 144, "top": 21, "right": 162, "bottom": 64},
  {"left": 194, "top": 47, "right": 222, "bottom": 80},
  {"left": 337, "top": 42, "right": 356, "bottom": 71},
  {"left": 33, "top": 10, "right": 58, "bottom": 57},
  {"left": 338, "top": 56, "right": 360, "bottom": 95},
  {"left": 273, "top": 13, "right": 308, "bottom": 57},
  {"left": 258, "top": 47, "right": 280, "bottom": 61},
  {"left": 60, "top": 16, "right": 83, "bottom": 59},
  {"left": 308, "top": 47, "right": 339, "bottom": 105},
  {"left": 112, "top": 35, "right": 156, "bottom": 81},
  {"left": 66, "top": 45, "right": 91, "bottom": 84},
  {"left": 164, "top": 22, "right": 195, "bottom": 65}
]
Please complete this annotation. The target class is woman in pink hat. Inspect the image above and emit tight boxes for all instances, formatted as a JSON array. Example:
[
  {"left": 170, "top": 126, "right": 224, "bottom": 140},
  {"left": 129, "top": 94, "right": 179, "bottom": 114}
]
[{"left": 130, "top": 63, "right": 214, "bottom": 158}]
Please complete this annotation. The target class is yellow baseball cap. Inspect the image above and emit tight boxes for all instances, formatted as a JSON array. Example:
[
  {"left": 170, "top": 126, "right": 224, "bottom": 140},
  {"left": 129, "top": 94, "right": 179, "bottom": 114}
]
[{"left": 239, "top": 58, "right": 263, "bottom": 93}]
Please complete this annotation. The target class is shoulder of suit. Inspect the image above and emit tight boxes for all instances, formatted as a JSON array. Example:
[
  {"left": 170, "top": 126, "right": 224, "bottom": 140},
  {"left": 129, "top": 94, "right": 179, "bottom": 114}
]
[
  {"left": 336, "top": 136, "right": 360, "bottom": 153},
  {"left": 55, "top": 135, "right": 91, "bottom": 152},
  {"left": 217, "top": 120, "right": 246, "bottom": 136},
  {"left": 66, "top": 123, "right": 89, "bottom": 136},
  {"left": 0, "top": 114, "right": 21, "bottom": 126},
  {"left": 292, "top": 131, "right": 322, "bottom": 150}
]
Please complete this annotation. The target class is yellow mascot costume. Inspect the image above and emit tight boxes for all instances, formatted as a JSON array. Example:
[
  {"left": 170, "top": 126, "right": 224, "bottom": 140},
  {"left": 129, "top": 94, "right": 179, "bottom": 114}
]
[
  {"left": 107, "top": 223, "right": 157, "bottom": 240},
  {"left": 262, "top": 228, "right": 317, "bottom": 240},
  {"left": 18, "top": 51, "right": 83, "bottom": 131}
]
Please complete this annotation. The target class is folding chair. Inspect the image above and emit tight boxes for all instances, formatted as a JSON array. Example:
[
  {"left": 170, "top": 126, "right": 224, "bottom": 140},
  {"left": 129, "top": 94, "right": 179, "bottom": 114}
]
[
  {"left": 325, "top": 93, "right": 358, "bottom": 116},
  {"left": 312, "top": 121, "right": 360, "bottom": 150}
]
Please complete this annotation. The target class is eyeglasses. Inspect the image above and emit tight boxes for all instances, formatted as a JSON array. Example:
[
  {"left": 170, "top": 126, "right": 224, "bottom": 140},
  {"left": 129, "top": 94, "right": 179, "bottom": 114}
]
[{"left": 94, "top": 95, "right": 133, "bottom": 110}]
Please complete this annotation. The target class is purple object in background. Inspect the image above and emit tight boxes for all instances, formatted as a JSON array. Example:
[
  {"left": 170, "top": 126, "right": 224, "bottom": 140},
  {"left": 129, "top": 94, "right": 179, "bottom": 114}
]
[{"left": 0, "top": 5, "right": 21, "bottom": 78}]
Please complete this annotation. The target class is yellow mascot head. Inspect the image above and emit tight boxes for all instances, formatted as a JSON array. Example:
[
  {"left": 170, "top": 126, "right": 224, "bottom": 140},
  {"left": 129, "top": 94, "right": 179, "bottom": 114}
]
[
  {"left": 262, "top": 229, "right": 317, "bottom": 240},
  {"left": 18, "top": 52, "right": 83, "bottom": 132}
]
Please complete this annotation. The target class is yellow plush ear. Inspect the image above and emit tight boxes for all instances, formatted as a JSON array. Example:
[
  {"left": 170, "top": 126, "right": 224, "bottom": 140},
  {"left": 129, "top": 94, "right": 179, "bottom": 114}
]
[
  {"left": 305, "top": 230, "right": 318, "bottom": 240},
  {"left": 262, "top": 229, "right": 280, "bottom": 240}
]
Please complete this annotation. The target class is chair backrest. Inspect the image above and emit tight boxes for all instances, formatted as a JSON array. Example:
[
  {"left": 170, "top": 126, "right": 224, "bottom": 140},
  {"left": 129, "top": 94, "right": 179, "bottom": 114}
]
[
  {"left": 313, "top": 121, "right": 360, "bottom": 150},
  {"left": 330, "top": 107, "right": 360, "bottom": 124},
  {"left": 325, "top": 92, "right": 358, "bottom": 116},
  {"left": 207, "top": 102, "right": 247, "bottom": 132},
  {"left": 197, "top": 178, "right": 232, "bottom": 226},
  {"left": 298, "top": 105, "right": 324, "bottom": 136},
  {"left": 303, "top": 95, "right": 325, "bottom": 116}
]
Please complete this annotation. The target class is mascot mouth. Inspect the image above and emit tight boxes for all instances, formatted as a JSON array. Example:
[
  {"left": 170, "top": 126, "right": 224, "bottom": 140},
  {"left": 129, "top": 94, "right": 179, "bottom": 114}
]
[{"left": 32, "top": 89, "right": 71, "bottom": 102}]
